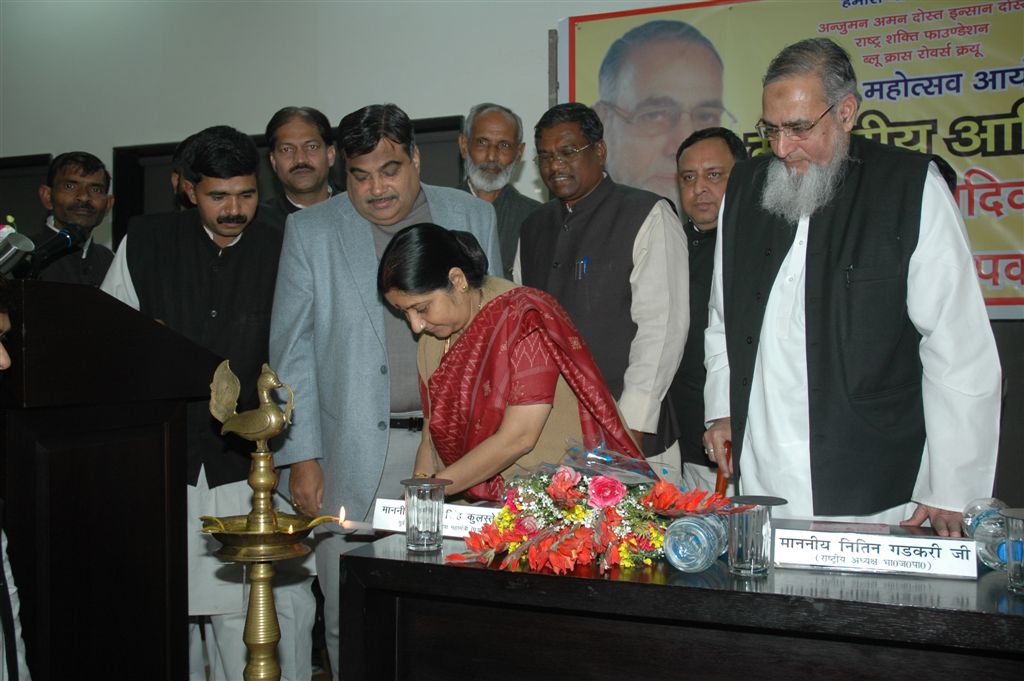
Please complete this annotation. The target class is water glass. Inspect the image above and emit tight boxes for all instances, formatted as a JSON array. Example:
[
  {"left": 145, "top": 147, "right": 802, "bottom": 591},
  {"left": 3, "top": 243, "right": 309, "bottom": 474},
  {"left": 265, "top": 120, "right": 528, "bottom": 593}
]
[
  {"left": 1000, "top": 508, "right": 1024, "bottom": 594},
  {"left": 401, "top": 478, "right": 450, "bottom": 552},
  {"left": 727, "top": 495, "right": 787, "bottom": 578}
]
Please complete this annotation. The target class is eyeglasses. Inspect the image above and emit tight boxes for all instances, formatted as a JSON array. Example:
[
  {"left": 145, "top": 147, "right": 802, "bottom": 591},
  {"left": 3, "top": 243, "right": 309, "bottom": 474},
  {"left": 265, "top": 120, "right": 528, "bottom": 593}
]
[
  {"left": 756, "top": 104, "right": 835, "bottom": 141},
  {"left": 599, "top": 101, "right": 737, "bottom": 137},
  {"left": 535, "top": 144, "right": 593, "bottom": 168}
]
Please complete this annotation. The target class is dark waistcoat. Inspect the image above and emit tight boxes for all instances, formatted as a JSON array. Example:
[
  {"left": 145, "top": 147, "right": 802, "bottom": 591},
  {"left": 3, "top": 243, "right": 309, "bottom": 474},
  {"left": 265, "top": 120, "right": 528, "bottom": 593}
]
[
  {"left": 721, "top": 135, "right": 931, "bottom": 515},
  {"left": 127, "top": 209, "right": 283, "bottom": 487},
  {"left": 519, "top": 176, "right": 660, "bottom": 400},
  {"left": 669, "top": 220, "right": 717, "bottom": 464}
]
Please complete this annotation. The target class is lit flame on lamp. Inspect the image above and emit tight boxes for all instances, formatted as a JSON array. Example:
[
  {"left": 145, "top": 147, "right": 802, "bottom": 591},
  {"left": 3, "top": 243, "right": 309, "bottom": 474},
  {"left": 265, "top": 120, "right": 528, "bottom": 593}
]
[
  {"left": 305, "top": 505, "right": 371, "bottom": 533},
  {"left": 306, "top": 506, "right": 345, "bottom": 529}
]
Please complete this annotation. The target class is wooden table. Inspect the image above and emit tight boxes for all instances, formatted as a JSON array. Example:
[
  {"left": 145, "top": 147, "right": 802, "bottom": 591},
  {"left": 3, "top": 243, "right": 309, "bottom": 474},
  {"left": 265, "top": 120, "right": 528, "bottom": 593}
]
[{"left": 339, "top": 534, "right": 1023, "bottom": 680}]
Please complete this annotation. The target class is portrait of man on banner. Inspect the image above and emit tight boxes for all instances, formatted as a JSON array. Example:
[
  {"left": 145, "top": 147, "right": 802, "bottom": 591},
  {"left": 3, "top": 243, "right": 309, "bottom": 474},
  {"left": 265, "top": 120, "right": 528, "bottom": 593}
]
[
  {"left": 567, "top": 0, "right": 1023, "bottom": 320},
  {"left": 593, "top": 20, "right": 731, "bottom": 208}
]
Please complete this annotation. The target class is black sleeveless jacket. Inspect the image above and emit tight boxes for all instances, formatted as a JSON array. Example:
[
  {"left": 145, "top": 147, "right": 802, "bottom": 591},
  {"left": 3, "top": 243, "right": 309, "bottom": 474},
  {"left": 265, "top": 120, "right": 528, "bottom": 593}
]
[{"left": 721, "top": 135, "right": 931, "bottom": 515}]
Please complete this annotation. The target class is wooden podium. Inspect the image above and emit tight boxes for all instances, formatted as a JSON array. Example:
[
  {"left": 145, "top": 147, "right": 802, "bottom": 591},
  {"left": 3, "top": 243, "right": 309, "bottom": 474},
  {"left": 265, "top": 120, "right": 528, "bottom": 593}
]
[{"left": 0, "top": 281, "right": 222, "bottom": 681}]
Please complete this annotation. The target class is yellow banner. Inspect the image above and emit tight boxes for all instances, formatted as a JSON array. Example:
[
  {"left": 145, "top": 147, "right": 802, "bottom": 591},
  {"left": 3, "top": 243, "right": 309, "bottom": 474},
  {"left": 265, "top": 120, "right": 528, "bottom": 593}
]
[{"left": 567, "top": 0, "right": 1024, "bottom": 319}]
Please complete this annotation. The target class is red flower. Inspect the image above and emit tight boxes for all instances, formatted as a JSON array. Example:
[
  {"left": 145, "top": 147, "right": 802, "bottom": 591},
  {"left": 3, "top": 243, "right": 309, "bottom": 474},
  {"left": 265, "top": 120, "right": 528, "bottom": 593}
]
[
  {"left": 587, "top": 476, "right": 627, "bottom": 509},
  {"left": 527, "top": 531, "right": 560, "bottom": 572},
  {"left": 641, "top": 479, "right": 687, "bottom": 513},
  {"left": 546, "top": 466, "right": 585, "bottom": 507},
  {"left": 449, "top": 521, "right": 511, "bottom": 566},
  {"left": 516, "top": 524, "right": 601, "bottom": 575},
  {"left": 463, "top": 523, "right": 506, "bottom": 555},
  {"left": 641, "top": 480, "right": 733, "bottom": 516},
  {"left": 568, "top": 526, "right": 597, "bottom": 565},
  {"left": 595, "top": 507, "right": 621, "bottom": 550}
]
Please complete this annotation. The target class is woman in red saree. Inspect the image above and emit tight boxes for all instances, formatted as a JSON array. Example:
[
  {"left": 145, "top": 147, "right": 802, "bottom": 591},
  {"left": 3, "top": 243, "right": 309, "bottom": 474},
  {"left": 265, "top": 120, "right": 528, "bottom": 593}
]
[{"left": 378, "top": 223, "right": 647, "bottom": 501}]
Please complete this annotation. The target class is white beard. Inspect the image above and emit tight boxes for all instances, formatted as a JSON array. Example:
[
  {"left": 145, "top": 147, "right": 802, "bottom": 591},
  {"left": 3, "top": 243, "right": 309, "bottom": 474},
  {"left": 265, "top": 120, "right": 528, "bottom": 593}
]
[
  {"left": 760, "top": 139, "right": 849, "bottom": 224},
  {"left": 464, "top": 156, "right": 516, "bottom": 193}
]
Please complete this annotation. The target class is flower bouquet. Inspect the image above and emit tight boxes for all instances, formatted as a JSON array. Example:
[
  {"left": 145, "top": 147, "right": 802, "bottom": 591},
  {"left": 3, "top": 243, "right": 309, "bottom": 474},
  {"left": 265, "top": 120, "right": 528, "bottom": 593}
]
[{"left": 448, "top": 446, "right": 740, "bottom": 574}]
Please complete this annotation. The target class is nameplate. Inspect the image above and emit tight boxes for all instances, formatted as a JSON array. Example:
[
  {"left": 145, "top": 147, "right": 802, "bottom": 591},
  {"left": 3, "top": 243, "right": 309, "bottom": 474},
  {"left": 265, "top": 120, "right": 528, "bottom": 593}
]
[
  {"left": 773, "top": 519, "right": 977, "bottom": 579},
  {"left": 372, "top": 498, "right": 501, "bottom": 538}
]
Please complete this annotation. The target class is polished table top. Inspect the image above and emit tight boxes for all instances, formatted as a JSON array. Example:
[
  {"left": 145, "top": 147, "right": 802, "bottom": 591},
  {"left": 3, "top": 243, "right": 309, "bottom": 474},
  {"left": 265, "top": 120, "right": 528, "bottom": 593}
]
[
  {"left": 349, "top": 534, "right": 1022, "bottom": 614},
  {"left": 342, "top": 533, "right": 1024, "bottom": 655}
]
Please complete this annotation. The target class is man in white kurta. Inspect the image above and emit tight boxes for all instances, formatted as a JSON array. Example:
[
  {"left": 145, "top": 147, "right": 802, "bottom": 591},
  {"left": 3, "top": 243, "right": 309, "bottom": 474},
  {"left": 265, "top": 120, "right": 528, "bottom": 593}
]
[{"left": 703, "top": 38, "right": 1000, "bottom": 534}]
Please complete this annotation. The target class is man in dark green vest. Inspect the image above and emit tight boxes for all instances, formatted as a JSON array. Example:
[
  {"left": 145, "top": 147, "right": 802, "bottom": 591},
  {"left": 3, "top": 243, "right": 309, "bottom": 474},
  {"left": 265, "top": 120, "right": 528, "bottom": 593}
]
[{"left": 703, "top": 38, "right": 1000, "bottom": 535}]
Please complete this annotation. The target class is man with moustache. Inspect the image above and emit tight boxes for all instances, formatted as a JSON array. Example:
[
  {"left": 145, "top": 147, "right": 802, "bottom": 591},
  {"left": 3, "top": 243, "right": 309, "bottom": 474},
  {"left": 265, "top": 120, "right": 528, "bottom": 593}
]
[
  {"left": 101, "top": 126, "right": 314, "bottom": 681},
  {"left": 269, "top": 103, "right": 501, "bottom": 680},
  {"left": 27, "top": 151, "right": 114, "bottom": 285},
  {"left": 260, "top": 106, "right": 341, "bottom": 231},
  {"left": 595, "top": 20, "right": 729, "bottom": 208},
  {"left": 667, "top": 127, "right": 746, "bottom": 493},
  {"left": 456, "top": 103, "right": 540, "bottom": 278},
  {"left": 704, "top": 39, "right": 1000, "bottom": 533},
  {"left": 516, "top": 102, "right": 687, "bottom": 470}
]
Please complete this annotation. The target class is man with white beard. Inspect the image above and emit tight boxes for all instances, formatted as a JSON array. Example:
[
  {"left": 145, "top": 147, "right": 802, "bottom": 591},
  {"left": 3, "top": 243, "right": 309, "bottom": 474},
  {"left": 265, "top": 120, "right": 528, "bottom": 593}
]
[
  {"left": 457, "top": 103, "right": 540, "bottom": 278},
  {"left": 703, "top": 38, "right": 1000, "bottom": 534}
]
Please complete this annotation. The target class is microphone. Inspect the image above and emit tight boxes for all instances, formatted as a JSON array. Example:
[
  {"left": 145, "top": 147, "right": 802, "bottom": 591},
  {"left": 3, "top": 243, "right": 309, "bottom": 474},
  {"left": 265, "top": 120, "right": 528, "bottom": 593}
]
[
  {"left": 15, "top": 224, "right": 87, "bottom": 279},
  {"left": 0, "top": 226, "right": 36, "bottom": 276}
]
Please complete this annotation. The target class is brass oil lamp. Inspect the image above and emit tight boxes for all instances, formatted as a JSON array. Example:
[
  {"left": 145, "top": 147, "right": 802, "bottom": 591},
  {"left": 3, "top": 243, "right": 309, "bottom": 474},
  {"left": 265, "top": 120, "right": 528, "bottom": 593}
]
[{"left": 200, "top": 361, "right": 337, "bottom": 681}]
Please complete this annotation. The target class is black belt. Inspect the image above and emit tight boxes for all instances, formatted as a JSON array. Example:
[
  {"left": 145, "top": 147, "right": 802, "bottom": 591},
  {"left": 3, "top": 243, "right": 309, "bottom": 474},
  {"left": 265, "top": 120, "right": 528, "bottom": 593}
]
[{"left": 390, "top": 417, "right": 424, "bottom": 431}]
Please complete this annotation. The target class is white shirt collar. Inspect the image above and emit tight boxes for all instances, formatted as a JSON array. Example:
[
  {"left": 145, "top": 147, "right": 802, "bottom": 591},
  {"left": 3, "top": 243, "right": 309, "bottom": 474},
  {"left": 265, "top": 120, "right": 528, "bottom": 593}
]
[
  {"left": 201, "top": 224, "right": 243, "bottom": 248},
  {"left": 285, "top": 183, "right": 334, "bottom": 210}
]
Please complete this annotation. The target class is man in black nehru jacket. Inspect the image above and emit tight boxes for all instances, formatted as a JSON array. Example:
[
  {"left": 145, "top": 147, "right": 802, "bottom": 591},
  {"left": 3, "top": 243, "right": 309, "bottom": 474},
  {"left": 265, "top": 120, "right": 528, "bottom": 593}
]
[{"left": 101, "top": 125, "right": 313, "bottom": 681}]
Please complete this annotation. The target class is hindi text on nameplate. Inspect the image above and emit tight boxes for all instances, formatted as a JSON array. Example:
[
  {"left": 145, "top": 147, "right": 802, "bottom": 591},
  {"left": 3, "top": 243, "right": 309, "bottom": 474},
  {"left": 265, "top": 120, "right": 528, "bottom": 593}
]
[
  {"left": 372, "top": 498, "right": 501, "bottom": 538},
  {"left": 773, "top": 519, "right": 978, "bottom": 579}
]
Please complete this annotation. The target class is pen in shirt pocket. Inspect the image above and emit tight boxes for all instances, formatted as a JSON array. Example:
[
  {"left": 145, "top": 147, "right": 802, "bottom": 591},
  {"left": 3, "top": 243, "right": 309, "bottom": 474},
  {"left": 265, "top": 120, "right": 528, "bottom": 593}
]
[{"left": 575, "top": 256, "right": 589, "bottom": 281}]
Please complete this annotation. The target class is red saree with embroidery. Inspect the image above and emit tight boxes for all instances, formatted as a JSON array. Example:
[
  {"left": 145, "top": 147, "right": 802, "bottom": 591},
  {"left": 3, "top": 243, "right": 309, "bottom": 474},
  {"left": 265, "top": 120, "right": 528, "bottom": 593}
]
[{"left": 420, "top": 284, "right": 646, "bottom": 501}]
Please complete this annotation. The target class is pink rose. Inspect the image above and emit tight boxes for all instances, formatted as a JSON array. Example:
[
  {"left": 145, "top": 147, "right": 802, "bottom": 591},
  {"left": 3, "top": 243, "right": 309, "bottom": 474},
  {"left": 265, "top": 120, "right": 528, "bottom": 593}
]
[{"left": 587, "top": 476, "right": 627, "bottom": 509}]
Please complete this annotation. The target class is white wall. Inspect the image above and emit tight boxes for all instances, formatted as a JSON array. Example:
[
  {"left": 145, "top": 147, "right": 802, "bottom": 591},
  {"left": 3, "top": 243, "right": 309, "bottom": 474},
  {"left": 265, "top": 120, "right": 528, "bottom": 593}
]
[{"left": 0, "top": 0, "right": 664, "bottom": 245}]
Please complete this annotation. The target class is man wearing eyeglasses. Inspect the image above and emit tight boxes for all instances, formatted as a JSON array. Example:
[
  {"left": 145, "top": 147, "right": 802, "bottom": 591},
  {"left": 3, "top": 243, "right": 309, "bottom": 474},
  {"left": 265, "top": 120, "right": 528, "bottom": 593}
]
[
  {"left": 703, "top": 38, "right": 1000, "bottom": 533},
  {"left": 516, "top": 102, "right": 688, "bottom": 474},
  {"left": 595, "top": 20, "right": 728, "bottom": 208},
  {"left": 457, "top": 103, "right": 540, "bottom": 278}
]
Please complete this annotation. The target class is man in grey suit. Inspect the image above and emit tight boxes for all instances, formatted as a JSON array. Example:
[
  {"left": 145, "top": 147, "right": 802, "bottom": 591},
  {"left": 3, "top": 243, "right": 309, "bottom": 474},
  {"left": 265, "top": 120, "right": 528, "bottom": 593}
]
[{"left": 269, "top": 103, "right": 501, "bottom": 679}]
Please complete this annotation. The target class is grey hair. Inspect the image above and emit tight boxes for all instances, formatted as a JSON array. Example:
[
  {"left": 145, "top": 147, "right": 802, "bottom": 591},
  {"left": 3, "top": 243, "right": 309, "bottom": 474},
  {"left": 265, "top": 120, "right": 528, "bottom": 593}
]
[
  {"left": 462, "top": 103, "right": 524, "bottom": 146},
  {"left": 598, "top": 20, "right": 722, "bottom": 102},
  {"left": 763, "top": 38, "right": 862, "bottom": 105}
]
